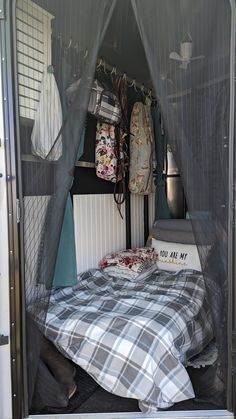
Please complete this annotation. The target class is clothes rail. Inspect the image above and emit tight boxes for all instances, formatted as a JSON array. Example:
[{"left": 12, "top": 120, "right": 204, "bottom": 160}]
[
  {"left": 57, "top": 34, "right": 158, "bottom": 103},
  {"left": 96, "top": 57, "right": 157, "bottom": 102}
]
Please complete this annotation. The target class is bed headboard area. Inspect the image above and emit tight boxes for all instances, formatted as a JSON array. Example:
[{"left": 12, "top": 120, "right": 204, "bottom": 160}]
[{"left": 149, "top": 219, "right": 215, "bottom": 273}]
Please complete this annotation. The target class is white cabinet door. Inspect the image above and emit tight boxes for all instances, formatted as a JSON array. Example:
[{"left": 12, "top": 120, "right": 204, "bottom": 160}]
[{"left": 16, "top": 0, "right": 54, "bottom": 120}]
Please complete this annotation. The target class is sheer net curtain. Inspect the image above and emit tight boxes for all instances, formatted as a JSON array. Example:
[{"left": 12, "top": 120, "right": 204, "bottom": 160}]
[
  {"left": 131, "top": 0, "right": 231, "bottom": 401},
  {"left": 20, "top": 0, "right": 116, "bottom": 407}
]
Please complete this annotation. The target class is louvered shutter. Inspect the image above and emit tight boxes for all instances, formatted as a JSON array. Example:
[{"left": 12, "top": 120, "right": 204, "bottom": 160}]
[{"left": 16, "top": 0, "right": 54, "bottom": 120}]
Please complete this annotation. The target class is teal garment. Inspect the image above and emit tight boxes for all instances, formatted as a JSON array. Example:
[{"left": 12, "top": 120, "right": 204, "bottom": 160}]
[
  {"left": 53, "top": 128, "right": 85, "bottom": 288},
  {"left": 53, "top": 55, "right": 85, "bottom": 287},
  {"left": 53, "top": 195, "right": 77, "bottom": 287},
  {"left": 152, "top": 107, "right": 171, "bottom": 220}
]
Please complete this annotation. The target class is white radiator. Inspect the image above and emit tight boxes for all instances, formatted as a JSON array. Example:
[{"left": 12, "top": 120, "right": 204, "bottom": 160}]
[
  {"left": 130, "top": 193, "right": 144, "bottom": 248},
  {"left": 73, "top": 192, "right": 156, "bottom": 274},
  {"left": 73, "top": 194, "right": 126, "bottom": 273}
]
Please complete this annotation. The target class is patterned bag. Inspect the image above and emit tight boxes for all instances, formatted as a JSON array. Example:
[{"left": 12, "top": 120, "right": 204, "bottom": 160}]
[
  {"left": 89, "top": 80, "right": 122, "bottom": 125},
  {"left": 66, "top": 79, "right": 121, "bottom": 125},
  {"left": 129, "top": 99, "right": 154, "bottom": 194},
  {"left": 95, "top": 123, "right": 120, "bottom": 183},
  {"left": 112, "top": 74, "right": 129, "bottom": 217}
]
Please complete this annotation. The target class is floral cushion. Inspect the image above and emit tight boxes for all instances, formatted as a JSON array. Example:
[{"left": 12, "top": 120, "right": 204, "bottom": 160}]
[{"left": 99, "top": 247, "right": 157, "bottom": 280}]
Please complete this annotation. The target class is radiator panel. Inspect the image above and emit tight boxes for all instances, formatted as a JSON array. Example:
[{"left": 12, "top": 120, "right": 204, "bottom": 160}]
[
  {"left": 73, "top": 194, "right": 126, "bottom": 273},
  {"left": 130, "top": 193, "right": 144, "bottom": 248}
]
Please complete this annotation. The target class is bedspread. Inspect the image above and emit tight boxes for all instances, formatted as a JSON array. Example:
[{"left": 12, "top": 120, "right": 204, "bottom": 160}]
[{"left": 41, "top": 269, "right": 213, "bottom": 412}]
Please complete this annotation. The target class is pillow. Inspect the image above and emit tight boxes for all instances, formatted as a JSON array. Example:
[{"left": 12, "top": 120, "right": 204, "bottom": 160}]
[
  {"left": 99, "top": 247, "right": 157, "bottom": 280},
  {"left": 148, "top": 219, "right": 215, "bottom": 245},
  {"left": 152, "top": 238, "right": 202, "bottom": 272},
  {"left": 150, "top": 220, "right": 195, "bottom": 244}
]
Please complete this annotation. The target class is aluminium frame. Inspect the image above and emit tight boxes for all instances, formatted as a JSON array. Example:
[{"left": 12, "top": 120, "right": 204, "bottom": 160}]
[{"left": 0, "top": 0, "right": 235, "bottom": 417}]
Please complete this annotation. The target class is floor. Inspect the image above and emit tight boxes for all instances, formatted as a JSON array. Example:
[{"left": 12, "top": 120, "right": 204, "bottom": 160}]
[
  {"left": 75, "top": 386, "right": 221, "bottom": 414},
  {"left": 37, "top": 364, "right": 225, "bottom": 415}
]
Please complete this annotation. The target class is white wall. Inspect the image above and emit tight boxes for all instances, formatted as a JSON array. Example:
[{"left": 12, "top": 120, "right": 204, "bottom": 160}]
[
  {"left": 74, "top": 193, "right": 155, "bottom": 274},
  {"left": 0, "top": 51, "right": 12, "bottom": 419},
  {"left": 130, "top": 193, "right": 144, "bottom": 248},
  {"left": 74, "top": 194, "right": 127, "bottom": 273}
]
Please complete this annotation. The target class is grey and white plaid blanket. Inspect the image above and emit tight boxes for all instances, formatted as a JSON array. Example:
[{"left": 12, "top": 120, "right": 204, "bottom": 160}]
[{"left": 43, "top": 269, "right": 213, "bottom": 412}]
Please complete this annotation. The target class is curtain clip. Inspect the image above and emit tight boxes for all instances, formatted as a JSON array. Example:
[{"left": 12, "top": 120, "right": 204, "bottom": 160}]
[
  {"left": 111, "top": 65, "right": 117, "bottom": 75},
  {"left": 148, "top": 89, "right": 152, "bottom": 99},
  {"left": 140, "top": 84, "right": 145, "bottom": 95},
  {"left": 97, "top": 57, "right": 103, "bottom": 71},
  {"left": 128, "top": 79, "right": 137, "bottom": 92},
  {"left": 102, "top": 60, "right": 107, "bottom": 74}
]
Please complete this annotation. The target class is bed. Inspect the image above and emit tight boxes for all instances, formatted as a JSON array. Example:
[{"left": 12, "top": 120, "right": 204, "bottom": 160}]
[{"left": 40, "top": 267, "right": 214, "bottom": 413}]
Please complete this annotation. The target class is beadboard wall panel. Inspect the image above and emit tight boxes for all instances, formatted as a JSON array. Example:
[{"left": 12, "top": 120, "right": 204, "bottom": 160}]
[
  {"left": 130, "top": 194, "right": 144, "bottom": 248},
  {"left": 73, "top": 194, "right": 126, "bottom": 273}
]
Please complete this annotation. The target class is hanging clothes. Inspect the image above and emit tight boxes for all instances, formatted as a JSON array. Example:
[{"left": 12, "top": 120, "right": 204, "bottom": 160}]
[
  {"left": 129, "top": 99, "right": 154, "bottom": 194},
  {"left": 31, "top": 68, "right": 62, "bottom": 160},
  {"left": 112, "top": 74, "right": 129, "bottom": 217},
  {"left": 151, "top": 106, "right": 171, "bottom": 220}
]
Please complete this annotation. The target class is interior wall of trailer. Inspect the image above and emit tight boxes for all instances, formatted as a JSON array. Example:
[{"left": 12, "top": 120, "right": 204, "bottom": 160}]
[{"left": 73, "top": 193, "right": 155, "bottom": 273}]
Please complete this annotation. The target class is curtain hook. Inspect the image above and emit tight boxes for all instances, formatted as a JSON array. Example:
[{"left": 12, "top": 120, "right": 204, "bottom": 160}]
[
  {"left": 97, "top": 57, "right": 103, "bottom": 71},
  {"left": 65, "top": 36, "right": 72, "bottom": 50},
  {"left": 128, "top": 79, "right": 134, "bottom": 87},
  {"left": 110, "top": 65, "right": 117, "bottom": 75},
  {"left": 140, "top": 84, "right": 145, "bottom": 96},
  {"left": 102, "top": 60, "right": 107, "bottom": 74},
  {"left": 128, "top": 79, "right": 138, "bottom": 92}
]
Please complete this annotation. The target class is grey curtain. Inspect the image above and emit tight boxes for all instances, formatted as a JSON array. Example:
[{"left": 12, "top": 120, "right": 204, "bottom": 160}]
[
  {"left": 20, "top": 0, "right": 116, "bottom": 407},
  {"left": 131, "top": 0, "right": 232, "bottom": 402},
  {"left": 152, "top": 106, "right": 171, "bottom": 220}
]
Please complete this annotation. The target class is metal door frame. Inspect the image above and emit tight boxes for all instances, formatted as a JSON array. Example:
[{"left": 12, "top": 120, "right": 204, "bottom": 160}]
[
  {"left": 0, "top": 0, "right": 26, "bottom": 417},
  {"left": 227, "top": 0, "right": 236, "bottom": 414},
  {"left": 1, "top": 0, "right": 235, "bottom": 417},
  {"left": 0, "top": 2, "right": 12, "bottom": 417}
]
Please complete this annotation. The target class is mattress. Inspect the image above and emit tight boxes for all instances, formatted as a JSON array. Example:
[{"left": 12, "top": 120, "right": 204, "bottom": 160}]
[{"left": 39, "top": 268, "right": 213, "bottom": 412}]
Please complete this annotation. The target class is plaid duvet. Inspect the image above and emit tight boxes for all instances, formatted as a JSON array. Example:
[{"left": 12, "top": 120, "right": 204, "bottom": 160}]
[{"left": 42, "top": 269, "right": 213, "bottom": 412}]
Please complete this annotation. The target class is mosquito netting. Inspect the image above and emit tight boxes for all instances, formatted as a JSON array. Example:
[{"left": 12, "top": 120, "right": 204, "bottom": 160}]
[{"left": 15, "top": 0, "right": 235, "bottom": 415}]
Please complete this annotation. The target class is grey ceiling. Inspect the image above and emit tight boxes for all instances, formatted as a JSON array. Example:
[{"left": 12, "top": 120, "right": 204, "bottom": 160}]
[
  {"left": 99, "top": 0, "right": 152, "bottom": 86},
  {"left": 33, "top": 0, "right": 152, "bottom": 86},
  {"left": 32, "top": 0, "right": 230, "bottom": 94}
]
